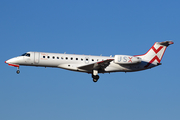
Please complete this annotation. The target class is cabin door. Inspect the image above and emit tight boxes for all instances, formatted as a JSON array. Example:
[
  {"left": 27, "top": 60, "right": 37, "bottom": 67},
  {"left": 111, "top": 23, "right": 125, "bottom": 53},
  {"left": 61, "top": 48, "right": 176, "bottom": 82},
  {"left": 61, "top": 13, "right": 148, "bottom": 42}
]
[{"left": 34, "top": 52, "right": 40, "bottom": 64}]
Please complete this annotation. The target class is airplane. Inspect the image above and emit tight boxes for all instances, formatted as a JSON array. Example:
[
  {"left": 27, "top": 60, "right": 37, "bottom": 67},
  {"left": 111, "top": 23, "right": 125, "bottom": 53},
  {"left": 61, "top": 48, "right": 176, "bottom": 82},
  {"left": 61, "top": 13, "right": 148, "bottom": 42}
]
[{"left": 5, "top": 41, "right": 173, "bottom": 82}]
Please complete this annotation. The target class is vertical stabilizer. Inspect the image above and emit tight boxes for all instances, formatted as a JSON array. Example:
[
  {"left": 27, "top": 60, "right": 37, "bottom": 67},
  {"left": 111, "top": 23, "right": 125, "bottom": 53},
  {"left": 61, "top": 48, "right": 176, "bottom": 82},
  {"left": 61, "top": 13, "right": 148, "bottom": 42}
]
[{"left": 135, "top": 41, "right": 173, "bottom": 68}]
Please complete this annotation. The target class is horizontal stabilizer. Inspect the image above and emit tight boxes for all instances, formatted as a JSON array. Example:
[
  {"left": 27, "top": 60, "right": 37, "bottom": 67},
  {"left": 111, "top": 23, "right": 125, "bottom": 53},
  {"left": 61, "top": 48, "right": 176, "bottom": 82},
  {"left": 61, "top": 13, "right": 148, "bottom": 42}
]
[{"left": 157, "top": 41, "right": 174, "bottom": 46}]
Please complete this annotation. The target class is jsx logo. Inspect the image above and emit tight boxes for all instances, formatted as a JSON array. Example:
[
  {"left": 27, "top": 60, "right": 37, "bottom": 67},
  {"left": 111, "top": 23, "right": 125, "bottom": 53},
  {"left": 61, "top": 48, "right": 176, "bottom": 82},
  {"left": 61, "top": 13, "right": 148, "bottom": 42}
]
[
  {"left": 118, "top": 56, "right": 127, "bottom": 62},
  {"left": 118, "top": 56, "right": 133, "bottom": 63},
  {"left": 128, "top": 57, "right": 133, "bottom": 63},
  {"left": 145, "top": 45, "right": 164, "bottom": 68}
]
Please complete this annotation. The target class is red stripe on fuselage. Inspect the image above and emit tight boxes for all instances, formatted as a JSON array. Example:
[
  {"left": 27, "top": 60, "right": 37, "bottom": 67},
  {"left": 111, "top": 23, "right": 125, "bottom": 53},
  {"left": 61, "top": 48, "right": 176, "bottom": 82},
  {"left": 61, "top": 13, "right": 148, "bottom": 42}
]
[{"left": 8, "top": 64, "right": 19, "bottom": 67}]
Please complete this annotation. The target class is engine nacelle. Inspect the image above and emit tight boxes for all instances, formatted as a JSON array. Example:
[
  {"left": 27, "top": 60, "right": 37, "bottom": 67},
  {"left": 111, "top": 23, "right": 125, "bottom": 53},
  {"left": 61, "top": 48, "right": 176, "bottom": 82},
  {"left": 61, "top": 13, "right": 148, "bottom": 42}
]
[{"left": 114, "top": 55, "right": 141, "bottom": 64}]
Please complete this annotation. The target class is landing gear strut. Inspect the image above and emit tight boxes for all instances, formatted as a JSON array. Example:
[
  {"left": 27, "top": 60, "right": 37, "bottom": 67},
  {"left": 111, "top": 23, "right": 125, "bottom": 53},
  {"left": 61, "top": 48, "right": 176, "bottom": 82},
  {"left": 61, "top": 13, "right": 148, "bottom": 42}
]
[
  {"left": 92, "top": 70, "right": 99, "bottom": 82},
  {"left": 16, "top": 67, "right": 20, "bottom": 74}
]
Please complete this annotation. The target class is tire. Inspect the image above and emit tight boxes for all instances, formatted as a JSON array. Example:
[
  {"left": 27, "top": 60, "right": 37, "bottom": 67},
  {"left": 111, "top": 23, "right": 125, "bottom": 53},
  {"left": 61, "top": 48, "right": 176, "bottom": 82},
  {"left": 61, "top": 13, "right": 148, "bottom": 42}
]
[
  {"left": 93, "top": 78, "right": 98, "bottom": 82},
  {"left": 16, "top": 70, "right": 20, "bottom": 74}
]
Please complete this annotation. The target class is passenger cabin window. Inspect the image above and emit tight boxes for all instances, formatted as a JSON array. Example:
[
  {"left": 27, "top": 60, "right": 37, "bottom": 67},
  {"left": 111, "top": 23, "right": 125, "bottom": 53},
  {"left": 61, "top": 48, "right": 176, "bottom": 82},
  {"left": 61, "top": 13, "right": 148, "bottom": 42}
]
[
  {"left": 57, "top": 57, "right": 59, "bottom": 59},
  {"left": 61, "top": 57, "right": 63, "bottom": 60},
  {"left": 66, "top": 57, "right": 68, "bottom": 60},
  {"left": 81, "top": 58, "right": 83, "bottom": 61},
  {"left": 43, "top": 56, "right": 45, "bottom": 58},
  {"left": 76, "top": 58, "right": 78, "bottom": 60},
  {"left": 71, "top": 57, "right": 73, "bottom": 60},
  {"left": 52, "top": 56, "right": 55, "bottom": 59},
  {"left": 47, "top": 56, "right": 50, "bottom": 58}
]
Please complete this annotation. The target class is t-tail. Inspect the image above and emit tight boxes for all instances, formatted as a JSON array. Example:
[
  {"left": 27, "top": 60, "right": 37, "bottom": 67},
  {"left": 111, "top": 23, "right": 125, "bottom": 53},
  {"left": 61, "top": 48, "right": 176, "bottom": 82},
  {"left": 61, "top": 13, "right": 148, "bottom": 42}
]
[{"left": 135, "top": 41, "right": 174, "bottom": 68}]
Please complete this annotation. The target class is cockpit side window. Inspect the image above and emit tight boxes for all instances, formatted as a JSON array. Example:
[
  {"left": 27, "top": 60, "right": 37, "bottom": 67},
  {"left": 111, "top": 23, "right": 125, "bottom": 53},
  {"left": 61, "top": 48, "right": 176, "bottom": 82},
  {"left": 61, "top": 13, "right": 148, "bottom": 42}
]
[
  {"left": 21, "top": 53, "right": 30, "bottom": 57},
  {"left": 26, "top": 53, "right": 30, "bottom": 57}
]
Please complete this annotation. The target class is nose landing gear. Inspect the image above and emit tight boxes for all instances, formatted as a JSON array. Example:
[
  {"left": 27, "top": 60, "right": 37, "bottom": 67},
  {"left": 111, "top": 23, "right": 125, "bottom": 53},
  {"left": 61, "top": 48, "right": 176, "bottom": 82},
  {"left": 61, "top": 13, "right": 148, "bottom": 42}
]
[
  {"left": 16, "top": 67, "right": 20, "bottom": 74},
  {"left": 5, "top": 64, "right": 20, "bottom": 74},
  {"left": 16, "top": 70, "right": 20, "bottom": 74}
]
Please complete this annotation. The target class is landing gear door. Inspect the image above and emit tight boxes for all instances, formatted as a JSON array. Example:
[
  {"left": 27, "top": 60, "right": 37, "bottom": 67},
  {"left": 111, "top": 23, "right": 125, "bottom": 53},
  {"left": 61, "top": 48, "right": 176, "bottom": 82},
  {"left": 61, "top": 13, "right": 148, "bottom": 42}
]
[{"left": 34, "top": 52, "right": 40, "bottom": 64}]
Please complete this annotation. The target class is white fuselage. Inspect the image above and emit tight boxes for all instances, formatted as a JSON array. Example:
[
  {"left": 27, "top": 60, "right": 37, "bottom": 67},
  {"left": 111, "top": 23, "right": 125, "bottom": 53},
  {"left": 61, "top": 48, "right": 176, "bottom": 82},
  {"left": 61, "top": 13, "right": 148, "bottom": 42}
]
[
  {"left": 5, "top": 41, "right": 173, "bottom": 82},
  {"left": 5, "top": 51, "right": 156, "bottom": 74}
]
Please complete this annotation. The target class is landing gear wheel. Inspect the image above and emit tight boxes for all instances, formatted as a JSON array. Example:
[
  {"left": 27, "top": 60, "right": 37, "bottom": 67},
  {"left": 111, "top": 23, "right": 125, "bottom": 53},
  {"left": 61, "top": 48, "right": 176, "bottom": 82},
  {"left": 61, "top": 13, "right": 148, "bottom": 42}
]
[
  {"left": 92, "top": 75, "right": 99, "bottom": 82},
  {"left": 16, "top": 70, "right": 20, "bottom": 74},
  {"left": 93, "top": 78, "right": 98, "bottom": 82}
]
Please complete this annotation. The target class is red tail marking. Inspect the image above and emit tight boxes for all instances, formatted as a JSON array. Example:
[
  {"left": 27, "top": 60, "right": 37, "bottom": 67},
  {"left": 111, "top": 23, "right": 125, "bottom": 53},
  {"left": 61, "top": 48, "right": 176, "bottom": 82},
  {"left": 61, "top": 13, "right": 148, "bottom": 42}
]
[
  {"left": 149, "top": 56, "right": 161, "bottom": 63},
  {"left": 145, "top": 56, "right": 161, "bottom": 68},
  {"left": 151, "top": 46, "right": 163, "bottom": 54},
  {"left": 144, "top": 45, "right": 164, "bottom": 68},
  {"left": 134, "top": 43, "right": 164, "bottom": 57},
  {"left": 128, "top": 57, "right": 133, "bottom": 63}
]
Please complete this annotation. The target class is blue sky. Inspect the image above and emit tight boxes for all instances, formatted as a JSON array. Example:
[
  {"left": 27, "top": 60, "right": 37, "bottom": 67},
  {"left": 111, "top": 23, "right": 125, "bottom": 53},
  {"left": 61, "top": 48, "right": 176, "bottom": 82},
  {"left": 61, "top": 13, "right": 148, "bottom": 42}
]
[{"left": 1, "top": 0, "right": 180, "bottom": 120}]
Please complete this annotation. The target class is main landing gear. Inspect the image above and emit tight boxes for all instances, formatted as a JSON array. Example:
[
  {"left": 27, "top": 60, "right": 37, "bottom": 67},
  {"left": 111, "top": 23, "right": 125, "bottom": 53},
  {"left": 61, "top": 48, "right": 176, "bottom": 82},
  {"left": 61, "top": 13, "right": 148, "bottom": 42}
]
[
  {"left": 16, "top": 67, "right": 20, "bottom": 74},
  {"left": 92, "top": 70, "right": 99, "bottom": 82},
  {"left": 92, "top": 75, "right": 99, "bottom": 82}
]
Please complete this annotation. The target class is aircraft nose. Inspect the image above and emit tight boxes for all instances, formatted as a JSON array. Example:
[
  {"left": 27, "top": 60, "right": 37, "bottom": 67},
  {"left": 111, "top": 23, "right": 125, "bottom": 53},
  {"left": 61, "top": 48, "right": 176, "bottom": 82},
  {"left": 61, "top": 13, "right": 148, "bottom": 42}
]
[
  {"left": 5, "top": 60, "right": 9, "bottom": 64},
  {"left": 5, "top": 58, "right": 18, "bottom": 64}
]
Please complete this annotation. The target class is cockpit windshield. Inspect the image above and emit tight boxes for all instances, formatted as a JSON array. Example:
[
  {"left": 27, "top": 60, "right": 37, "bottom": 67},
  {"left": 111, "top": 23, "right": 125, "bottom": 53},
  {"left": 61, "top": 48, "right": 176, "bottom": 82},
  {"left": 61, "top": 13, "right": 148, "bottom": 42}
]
[
  {"left": 21, "top": 53, "right": 30, "bottom": 57},
  {"left": 21, "top": 53, "right": 26, "bottom": 56}
]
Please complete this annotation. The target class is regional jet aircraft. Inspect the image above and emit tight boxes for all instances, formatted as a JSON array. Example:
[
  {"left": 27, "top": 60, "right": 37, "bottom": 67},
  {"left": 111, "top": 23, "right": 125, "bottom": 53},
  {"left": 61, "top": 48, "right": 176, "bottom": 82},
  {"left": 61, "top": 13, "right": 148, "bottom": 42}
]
[{"left": 5, "top": 41, "right": 173, "bottom": 82}]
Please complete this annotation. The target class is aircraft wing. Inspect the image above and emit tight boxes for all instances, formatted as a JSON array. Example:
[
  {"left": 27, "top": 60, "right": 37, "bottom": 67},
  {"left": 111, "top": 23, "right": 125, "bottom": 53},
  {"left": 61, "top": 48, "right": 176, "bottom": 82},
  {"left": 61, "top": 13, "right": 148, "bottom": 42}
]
[{"left": 78, "top": 59, "right": 114, "bottom": 71}]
